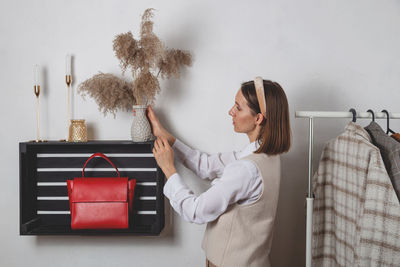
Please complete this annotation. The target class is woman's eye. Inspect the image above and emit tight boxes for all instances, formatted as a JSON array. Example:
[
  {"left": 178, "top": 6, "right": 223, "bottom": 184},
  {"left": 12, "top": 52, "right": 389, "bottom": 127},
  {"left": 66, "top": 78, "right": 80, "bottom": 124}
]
[{"left": 236, "top": 105, "right": 240, "bottom": 111}]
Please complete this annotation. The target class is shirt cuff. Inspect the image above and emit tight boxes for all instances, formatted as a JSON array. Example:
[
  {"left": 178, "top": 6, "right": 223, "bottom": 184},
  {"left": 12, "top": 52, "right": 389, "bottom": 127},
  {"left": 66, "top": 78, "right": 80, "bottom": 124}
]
[
  {"left": 171, "top": 138, "right": 191, "bottom": 162},
  {"left": 172, "top": 138, "right": 183, "bottom": 150},
  {"left": 163, "top": 172, "right": 188, "bottom": 200}
]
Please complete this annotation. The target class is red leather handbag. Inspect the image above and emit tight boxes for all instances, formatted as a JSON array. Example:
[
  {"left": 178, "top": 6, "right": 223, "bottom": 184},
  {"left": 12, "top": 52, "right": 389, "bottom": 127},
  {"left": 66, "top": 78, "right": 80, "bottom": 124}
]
[{"left": 67, "top": 153, "right": 136, "bottom": 230}]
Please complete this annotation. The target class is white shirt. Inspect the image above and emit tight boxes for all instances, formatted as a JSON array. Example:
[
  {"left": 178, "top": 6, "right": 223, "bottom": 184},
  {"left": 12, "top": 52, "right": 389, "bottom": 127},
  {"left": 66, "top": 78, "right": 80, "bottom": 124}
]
[{"left": 163, "top": 139, "right": 263, "bottom": 224}]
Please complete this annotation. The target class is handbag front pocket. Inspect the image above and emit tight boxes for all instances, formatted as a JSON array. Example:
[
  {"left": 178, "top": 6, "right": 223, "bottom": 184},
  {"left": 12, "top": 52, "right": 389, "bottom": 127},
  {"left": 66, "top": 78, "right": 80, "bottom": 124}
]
[{"left": 71, "top": 202, "right": 128, "bottom": 229}]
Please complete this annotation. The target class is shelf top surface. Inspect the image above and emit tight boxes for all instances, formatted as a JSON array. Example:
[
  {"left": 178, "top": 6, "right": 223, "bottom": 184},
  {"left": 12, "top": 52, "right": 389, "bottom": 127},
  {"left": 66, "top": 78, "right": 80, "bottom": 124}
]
[{"left": 20, "top": 140, "right": 154, "bottom": 145}]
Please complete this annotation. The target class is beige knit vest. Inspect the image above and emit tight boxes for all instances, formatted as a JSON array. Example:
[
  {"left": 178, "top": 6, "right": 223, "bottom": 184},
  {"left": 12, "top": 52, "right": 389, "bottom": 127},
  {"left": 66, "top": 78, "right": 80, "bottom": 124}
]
[{"left": 201, "top": 153, "right": 281, "bottom": 267}]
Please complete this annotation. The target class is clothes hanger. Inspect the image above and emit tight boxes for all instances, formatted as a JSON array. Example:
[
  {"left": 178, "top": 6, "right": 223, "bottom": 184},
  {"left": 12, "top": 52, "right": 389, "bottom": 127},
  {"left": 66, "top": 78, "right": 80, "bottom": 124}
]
[
  {"left": 349, "top": 108, "right": 357, "bottom": 122},
  {"left": 367, "top": 109, "right": 375, "bottom": 122},
  {"left": 381, "top": 110, "right": 396, "bottom": 135},
  {"left": 381, "top": 110, "right": 400, "bottom": 142}
]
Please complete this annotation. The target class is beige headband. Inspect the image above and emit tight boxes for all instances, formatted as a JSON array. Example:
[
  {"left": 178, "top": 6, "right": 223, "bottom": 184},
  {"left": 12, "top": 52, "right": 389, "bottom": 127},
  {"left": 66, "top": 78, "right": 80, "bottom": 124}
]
[{"left": 254, "top": 77, "right": 266, "bottom": 118}]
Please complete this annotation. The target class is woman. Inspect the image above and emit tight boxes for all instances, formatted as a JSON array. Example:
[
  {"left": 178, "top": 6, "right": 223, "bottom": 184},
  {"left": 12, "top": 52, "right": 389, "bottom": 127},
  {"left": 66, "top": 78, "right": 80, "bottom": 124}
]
[{"left": 148, "top": 77, "right": 291, "bottom": 267}]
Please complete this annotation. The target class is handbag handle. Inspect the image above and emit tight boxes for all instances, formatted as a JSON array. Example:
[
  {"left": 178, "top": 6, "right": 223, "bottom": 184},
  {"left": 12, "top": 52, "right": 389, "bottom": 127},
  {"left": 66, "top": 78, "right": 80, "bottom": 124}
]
[{"left": 82, "top": 152, "right": 121, "bottom": 177}]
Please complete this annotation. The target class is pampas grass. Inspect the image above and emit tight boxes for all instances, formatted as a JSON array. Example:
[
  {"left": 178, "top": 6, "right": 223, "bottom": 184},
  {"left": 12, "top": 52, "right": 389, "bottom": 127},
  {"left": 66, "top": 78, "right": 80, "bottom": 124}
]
[
  {"left": 133, "top": 70, "right": 160, "bottom": 105},
  {"left": 158, "top": 49, "right": 192, "bottom": 79},
  {"left": 78, "top": 8, "right": 192, "bottom": 116},
  {"left": 78, "top": 73, "right": 134, "bottom": 117},
  {"left": 113, "top": 32, "right": 139, "bottom": 73}
]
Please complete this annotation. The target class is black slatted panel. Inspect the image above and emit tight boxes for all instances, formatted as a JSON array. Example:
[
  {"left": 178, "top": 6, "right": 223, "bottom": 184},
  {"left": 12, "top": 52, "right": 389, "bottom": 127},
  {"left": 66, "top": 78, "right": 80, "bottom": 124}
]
[
  {"left": 36, "top": 171, "right": 156, "bottom": 182},
  {"left": 36, "top": 214, "right": 157, "bottom": 229},
  {"left": 36, "top": 156, "right": 156, "bottom": 168},
  {"left": 19, "top": 141, "right": 165, "bottom": 235},
  {"left": 36, "top": 200, "right": 157, "bottom": 211},
  {"left": 37, "top": 184, "right": 157, "bottom": 196}
]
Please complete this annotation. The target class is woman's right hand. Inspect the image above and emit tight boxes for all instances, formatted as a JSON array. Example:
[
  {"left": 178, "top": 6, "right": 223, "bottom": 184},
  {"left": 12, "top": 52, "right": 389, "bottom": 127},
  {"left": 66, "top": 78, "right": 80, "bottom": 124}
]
[{"left": 146, "top": 105, "right": 176, "bottom": 147}]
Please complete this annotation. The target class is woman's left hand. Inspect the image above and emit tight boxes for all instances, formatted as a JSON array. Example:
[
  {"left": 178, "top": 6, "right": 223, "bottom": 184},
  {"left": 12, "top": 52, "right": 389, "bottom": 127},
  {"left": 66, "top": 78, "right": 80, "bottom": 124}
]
[{"left": 152, "top": 136, "right": 177, "bottom": 179}]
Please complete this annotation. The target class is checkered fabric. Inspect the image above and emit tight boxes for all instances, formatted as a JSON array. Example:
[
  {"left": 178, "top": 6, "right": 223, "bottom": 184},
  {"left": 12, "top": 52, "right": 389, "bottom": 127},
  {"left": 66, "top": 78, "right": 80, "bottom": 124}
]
[
  {"left": 365, "top": 121, "right": 400, "bottom": 201},
  {"left": 312, "top": 122, "right": 400, "bottom": 266}
]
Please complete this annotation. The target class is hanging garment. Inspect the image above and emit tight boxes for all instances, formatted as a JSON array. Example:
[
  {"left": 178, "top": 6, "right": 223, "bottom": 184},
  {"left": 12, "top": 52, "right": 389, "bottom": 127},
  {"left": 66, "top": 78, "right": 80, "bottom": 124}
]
[
  {"left": 365, "top": 121, "right": 400, "bottom": 201},
  {"left": 312, "top": 122, "right": 400, "bottom": 266}
]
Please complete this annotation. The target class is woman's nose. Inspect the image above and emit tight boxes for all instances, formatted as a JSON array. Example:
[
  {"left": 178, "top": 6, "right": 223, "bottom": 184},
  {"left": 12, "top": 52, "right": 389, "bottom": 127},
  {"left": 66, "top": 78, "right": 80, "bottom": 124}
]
[{"left": 228, "top": 107, "right": 234, "bottom": 117}]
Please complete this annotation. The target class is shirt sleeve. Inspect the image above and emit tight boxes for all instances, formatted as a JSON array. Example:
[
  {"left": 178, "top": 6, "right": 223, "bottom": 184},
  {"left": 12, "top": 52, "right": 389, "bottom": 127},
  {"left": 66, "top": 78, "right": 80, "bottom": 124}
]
[
  {"left": 163, "top": 160, "right": 262, "bottom": 224},
  {"left": 172, "top": 138, "right": 241, "bottom": 180}
]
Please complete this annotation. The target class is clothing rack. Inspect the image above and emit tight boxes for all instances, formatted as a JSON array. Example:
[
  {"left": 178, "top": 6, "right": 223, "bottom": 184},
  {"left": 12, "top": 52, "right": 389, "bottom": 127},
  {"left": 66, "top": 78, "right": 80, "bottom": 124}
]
[{"left": 294, "top": 111, "right": 400, "bottom": 267}]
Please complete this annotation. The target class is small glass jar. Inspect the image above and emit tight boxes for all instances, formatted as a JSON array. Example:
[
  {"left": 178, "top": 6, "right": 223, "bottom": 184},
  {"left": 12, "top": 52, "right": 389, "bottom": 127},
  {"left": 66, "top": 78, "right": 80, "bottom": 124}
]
[{"left": 68, "top": 119, "right": 88, "bottom": 142}]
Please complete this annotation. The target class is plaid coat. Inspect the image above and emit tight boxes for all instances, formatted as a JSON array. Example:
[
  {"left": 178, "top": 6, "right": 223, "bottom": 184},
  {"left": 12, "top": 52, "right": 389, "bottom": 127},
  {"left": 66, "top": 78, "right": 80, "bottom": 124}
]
[
  {"left": 312, "top": 122, "right": 400, "bottom": 266},
  {"left": 365, "top": 121, "right": 400, "bottom": 201}
]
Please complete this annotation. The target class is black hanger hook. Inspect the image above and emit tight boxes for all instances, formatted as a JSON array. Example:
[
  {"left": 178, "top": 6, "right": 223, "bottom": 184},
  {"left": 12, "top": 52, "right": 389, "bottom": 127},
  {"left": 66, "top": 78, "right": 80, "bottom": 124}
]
[
  {"left": 367, "top": 109, "right": 375, "bottom": 122},
  {"left": 349, "top": 108, "right": 357, "bottom": 122},
  {"left": 381, "top": 110, "right": 390, "bottom": 134}
]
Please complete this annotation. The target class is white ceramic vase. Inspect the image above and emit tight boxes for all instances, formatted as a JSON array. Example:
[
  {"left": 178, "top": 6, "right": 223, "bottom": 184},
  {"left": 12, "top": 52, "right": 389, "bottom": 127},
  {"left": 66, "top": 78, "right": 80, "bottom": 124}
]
[{"left": 130, "top": 105, "right": 153, "bottom": 142}]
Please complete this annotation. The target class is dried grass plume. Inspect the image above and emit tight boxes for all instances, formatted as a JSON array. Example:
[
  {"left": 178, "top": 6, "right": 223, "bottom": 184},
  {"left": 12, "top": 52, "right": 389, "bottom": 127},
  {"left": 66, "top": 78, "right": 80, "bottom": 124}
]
[
  {"left": 78, "top": 73, "right": 134, "bottom": 117},
  {"left": 133, "top": 70, "right": 160, "bottom": 105},
  {"left": 78, "top": 8, "right": 192, "bottom": 116}
]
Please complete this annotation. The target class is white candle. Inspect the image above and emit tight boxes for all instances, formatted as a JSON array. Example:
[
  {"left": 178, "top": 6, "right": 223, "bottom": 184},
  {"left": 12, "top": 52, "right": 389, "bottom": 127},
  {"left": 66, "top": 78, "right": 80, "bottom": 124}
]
[
  {"left": 66, "top": 54, "right": 71, "bottom": 76},
  {"left": 34, "top": 64, "right": 40, "bottom": 85}
]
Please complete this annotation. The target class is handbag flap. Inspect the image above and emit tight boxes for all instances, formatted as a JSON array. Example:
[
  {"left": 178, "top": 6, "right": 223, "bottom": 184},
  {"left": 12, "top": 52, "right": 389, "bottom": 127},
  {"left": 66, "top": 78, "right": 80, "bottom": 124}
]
[{"left": 71, "top": 177, "right": 129, "bottom": 202}]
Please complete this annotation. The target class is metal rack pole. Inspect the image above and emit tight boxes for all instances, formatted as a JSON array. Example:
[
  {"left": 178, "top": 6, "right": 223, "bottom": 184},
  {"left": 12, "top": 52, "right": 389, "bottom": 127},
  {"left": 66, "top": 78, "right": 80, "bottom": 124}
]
[
  {"left": 296, "top": 111, "right": 400, "bottom": 119},
  {"left": 295, "top": 110, "right": 400, "bottom": 267},
  {"left": 306, "top": 117, "right": 313, "bottom": 267}
]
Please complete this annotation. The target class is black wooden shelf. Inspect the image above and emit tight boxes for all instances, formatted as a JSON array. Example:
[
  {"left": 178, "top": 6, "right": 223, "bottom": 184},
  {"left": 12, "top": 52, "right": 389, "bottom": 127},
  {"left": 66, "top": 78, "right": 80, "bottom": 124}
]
[{"left": 19, "top": 140, "right": 165, "bottom": 235}]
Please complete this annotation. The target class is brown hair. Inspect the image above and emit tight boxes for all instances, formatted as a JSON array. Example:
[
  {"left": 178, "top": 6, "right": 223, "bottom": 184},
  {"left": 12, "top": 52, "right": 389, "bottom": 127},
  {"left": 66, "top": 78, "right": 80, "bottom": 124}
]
[{"left": 241, "top": 80, "right": 291, "bottom": 155}]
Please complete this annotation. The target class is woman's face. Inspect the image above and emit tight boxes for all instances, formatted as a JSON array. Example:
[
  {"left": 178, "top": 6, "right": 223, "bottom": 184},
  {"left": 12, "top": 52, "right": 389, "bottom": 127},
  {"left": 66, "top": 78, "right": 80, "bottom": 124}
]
[{"left": 229, "top": 89, "right": 258, "bottom": 134}]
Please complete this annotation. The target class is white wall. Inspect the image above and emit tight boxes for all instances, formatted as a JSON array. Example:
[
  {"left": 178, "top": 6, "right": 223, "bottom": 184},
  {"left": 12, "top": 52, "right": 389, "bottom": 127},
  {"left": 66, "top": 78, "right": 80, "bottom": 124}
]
[{"left": 1, "top": 0, "right": 400, "bottom": 266}]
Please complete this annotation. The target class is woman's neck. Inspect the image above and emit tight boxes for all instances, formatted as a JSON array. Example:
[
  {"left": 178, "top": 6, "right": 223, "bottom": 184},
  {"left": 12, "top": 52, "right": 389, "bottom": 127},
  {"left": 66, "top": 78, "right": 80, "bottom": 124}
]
[{"left": 247, "top": 127, "right": 260, "bottom": 143}]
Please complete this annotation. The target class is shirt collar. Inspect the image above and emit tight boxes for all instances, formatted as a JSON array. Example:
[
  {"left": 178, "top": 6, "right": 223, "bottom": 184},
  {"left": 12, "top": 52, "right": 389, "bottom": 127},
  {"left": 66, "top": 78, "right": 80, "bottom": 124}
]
[
  {"left": 345, "top": 122, "right": 372, "bottom": 142},
  {"left": 238, "top": 140, "right": 260, "bottom": 159}
]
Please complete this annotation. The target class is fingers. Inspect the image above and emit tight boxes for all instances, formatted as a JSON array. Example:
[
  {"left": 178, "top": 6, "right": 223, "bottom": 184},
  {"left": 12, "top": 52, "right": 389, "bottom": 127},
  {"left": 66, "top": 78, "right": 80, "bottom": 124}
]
[
  {"left": 147, "top": 105, "right": 158, "bottom": 123},
  {"left": 154, "top": 137, "right": 161, "bottom": 151},
  {"left": 152, "top": 139, "right": 158, "bottom": 154},
  {"left": 160, "top": 136, "right": 170, "bottom": 148},
  {"left": 146, "top": 105, "right": 152, "bottom": 117},
  {"left": 152, "top": 137, "right": 166, "bottom": 155},
  {"left": 146, "top": 107, "right": 175, "bottom": 147},
  {"left": 146, "top": 106, "right": 154, "bottom": 123},
  {"left": 147, "top": 106, "right": 164, "bottom": 138}
]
